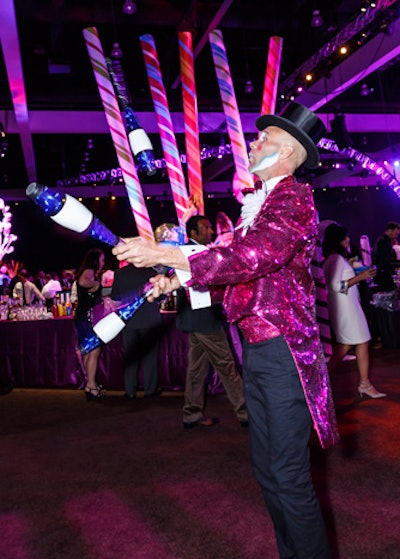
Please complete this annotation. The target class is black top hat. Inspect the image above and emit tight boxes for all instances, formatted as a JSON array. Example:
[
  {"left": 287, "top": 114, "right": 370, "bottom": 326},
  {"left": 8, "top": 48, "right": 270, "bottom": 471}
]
[{"left": 256, "top": 102, "right": 326, "bottom": 169}]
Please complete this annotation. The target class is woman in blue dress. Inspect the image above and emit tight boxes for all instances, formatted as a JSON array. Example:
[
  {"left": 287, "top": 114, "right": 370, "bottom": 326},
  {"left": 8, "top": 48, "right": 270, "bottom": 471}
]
[{"left": 74, "top": 248, "right": 106, "bottom": 400}]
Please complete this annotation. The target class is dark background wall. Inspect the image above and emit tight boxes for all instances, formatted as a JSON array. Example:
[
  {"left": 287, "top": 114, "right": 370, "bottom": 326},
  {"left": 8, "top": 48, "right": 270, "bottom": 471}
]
[{"left": 6, "top": 185, "right": 400, "bottom": 274}]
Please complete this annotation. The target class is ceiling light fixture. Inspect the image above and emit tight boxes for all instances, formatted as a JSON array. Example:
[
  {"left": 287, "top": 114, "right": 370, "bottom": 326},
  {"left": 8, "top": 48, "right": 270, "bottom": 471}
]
[
  {"left": 311, "top": 9, "right": 324, "bottom": 28},
  {"left": 122, "top": 0, "right": 137, "bottom": 15},
  {"left": 0, "top": 123, "right": 8, "bottom": 158},
  {"left": 360, "top": 83, "right": 374, "bottom": 96},
  {"left": 244, "top": 80, "right": 254, "bottom": 94},
  {"left": 110, "top": 42, "right": 123, "bottom": 59}
]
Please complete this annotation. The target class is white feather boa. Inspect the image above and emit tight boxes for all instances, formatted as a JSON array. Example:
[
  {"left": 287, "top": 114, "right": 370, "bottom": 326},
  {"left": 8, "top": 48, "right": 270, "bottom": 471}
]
[
  {"left": 236, "top": 175, "right": 288, "bottom": 233},
  {"left": 237, "top": 189, "right": 268, "bottom": 232}
]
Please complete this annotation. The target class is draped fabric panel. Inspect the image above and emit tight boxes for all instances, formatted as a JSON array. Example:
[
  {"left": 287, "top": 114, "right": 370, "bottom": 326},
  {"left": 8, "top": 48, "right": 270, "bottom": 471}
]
[{"left": 0, "top": 314, "right": 242, "bottom": 392}]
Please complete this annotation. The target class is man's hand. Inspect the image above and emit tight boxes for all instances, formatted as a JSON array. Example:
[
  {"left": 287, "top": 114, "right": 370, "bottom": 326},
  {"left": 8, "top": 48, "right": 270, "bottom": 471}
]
[
  {"left": 112, "top": 237, "right": 191, "bottom": 272},
  {"left": 112, "top": 237, "right": 164, "bottom": 268},
  {"left": 148, "top": 273, "right": 181, "bottom": 301}
]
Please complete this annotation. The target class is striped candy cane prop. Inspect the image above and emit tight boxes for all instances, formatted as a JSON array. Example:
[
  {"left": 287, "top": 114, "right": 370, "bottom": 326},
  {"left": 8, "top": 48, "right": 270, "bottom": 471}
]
[
  {"left": 178, "top": 32, "right": 204, "bottom": 214},
  {"left": 209, "top": 30, "right": 254, "bottom": 193},
  {"left": 140, "top": 34, "right": 189, "bottom": 228},
  {"left": 311, "top": 242, "right": 332, "bottom": 360},
  {"left": 106, "top": 57, "right": 155, "bottom": 176},
  {"left": 261, "top": 36, "right": 283, "bottom": 115},
  {"left": 83, "top": 27, "right": 154, "bottom": 242}
]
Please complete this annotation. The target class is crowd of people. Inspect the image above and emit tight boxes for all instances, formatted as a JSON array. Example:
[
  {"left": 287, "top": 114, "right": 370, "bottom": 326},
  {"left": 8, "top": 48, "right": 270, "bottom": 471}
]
[{"left": 0, "top": 265, "right": 74, "bottom": 304}]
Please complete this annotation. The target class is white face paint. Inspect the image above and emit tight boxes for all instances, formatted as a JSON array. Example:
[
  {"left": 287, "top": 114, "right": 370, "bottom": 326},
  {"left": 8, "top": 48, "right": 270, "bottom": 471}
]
[{"left": 249, "top": 151, "right": 279, "bottom": 173}]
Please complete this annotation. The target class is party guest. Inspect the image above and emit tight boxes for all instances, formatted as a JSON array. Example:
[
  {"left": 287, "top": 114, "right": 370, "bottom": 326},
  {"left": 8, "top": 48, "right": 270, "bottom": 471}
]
[
  {"left": 110, "top": 261, "right": 162, "bottom": 400},
  {"left": 41, "top": 273, "right": 62, "bottom": 310},
  {"left": 322, "top": 223, "right": 386, "bottom": 399},
  {"left": 176, "top": 214, "right": 248, "bottom": 429},
  {"left": 373, "top": 221, "right": 400, "bottom": 291},
  {"left": 74, "top": 248, "right": 106, "bottom": 401},
  {"left": 112, "top": 103, "right": 339, "bottom": 559},
  {"left": 13, "top": 270, "right": 45, "bottom": 305}
]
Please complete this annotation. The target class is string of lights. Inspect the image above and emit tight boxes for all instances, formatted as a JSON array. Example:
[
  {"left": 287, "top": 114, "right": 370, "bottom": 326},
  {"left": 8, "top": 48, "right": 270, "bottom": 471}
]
[
  {"left": 56, "top": 144, "right": 233, "bottom": 187},
  {"left": 55, "top": 139, "right": 400, "bottom": 197},
  {"left": 278, "top": 0, "right": 397, "bottom": 100},
  {"left": 317, "top": 138, "right": 400, "bottom": 193}
]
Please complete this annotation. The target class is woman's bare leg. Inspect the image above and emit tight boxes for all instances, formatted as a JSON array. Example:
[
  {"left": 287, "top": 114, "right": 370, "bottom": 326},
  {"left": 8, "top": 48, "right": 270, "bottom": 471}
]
[
  {"left": 354, "top": 342, "right": 370, "bottom": 384},
  {"left": 327, "top": 343, "right": 351, "bottom": 374},
  {"left": 83, "top": 347, "right": 101, "bottom": 389}
]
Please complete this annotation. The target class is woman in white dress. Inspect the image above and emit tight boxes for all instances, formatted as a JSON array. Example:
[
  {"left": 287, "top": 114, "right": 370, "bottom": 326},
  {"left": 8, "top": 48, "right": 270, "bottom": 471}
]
[{"left": 322, "top": 223, "right": 386, "bottom": 399}]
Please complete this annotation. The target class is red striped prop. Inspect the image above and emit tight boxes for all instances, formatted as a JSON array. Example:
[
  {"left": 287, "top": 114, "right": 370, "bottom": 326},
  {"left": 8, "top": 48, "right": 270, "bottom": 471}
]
[
  {"left": 178, "top": 32, "right": 204, "bottom": 214},
  {"left": 261, "top": 36, "right": 283, "bottom": 115}
]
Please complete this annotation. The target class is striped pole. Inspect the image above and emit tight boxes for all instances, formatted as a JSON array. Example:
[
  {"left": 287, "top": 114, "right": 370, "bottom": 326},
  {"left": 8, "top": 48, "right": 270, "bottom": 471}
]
[
  {"left": 178, "top": 32, "right": 204, "bottom": 214},
  {"left": 83, "top": 27, "right": 154, "bottom": 242},
  {"left": 140, "top": 34, "right": 189, "bottom": 228},
  {"left": 311, "top": 242, "right": 332, "bottom": 360},
  {"left": 261, "top": 36, "right": 283, "bottom": 115},
  {"left": 209, "top": 30, "right": 254, "bottom": 192}
]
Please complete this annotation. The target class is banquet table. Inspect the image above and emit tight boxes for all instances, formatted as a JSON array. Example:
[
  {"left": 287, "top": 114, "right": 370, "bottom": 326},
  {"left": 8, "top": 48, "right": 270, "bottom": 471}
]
[{"left": 0, "top": 313, "right": 190, "bottom": 391}]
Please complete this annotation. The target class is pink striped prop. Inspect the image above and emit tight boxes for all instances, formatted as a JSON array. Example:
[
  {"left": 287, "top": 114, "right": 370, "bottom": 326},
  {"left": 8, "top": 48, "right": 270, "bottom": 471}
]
[
  {"left": 178, "top": 31, "right": 204, "bottom": 214},
  {"left": 209, "top": 30, "right": 254, "bottom": 192},
  {"left": 83, "top": 27, "right": 154, "bottom": 242},
  {"left": 140, "top": 34, "right": 189, "bottom": 228},
  {"left": 261, "top": 36, "right": 283, "bottom": 115}
]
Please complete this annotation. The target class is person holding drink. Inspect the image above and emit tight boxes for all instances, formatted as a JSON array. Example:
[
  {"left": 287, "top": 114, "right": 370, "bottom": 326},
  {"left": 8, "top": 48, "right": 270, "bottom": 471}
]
[{"left": 322, "top": 223, "right": 386, "bottom": 399}]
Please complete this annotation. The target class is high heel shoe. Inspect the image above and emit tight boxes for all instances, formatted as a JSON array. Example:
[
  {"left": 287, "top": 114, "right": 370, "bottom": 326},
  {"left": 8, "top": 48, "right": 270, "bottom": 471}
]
[
  {"left": 358, "top": 382, "right": 386, "bottom": 399},
  {"left": 85, "top": 385, "right": 106, "bottom": 401}
]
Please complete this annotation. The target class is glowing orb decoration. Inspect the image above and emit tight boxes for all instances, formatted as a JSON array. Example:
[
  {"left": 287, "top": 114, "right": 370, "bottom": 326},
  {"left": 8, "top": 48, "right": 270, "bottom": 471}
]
[
  {"left": 0, "top": 197, "right": 18, "bottom": 260},
  {"left": 153, "top": 223, "right": 186, "bottom": 245}
]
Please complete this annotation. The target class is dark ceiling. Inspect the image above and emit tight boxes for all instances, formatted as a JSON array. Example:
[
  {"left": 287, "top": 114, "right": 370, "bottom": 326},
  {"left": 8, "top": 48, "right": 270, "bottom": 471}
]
[{"left": 1, "top": 0, "right": 400, "bottom": 201}]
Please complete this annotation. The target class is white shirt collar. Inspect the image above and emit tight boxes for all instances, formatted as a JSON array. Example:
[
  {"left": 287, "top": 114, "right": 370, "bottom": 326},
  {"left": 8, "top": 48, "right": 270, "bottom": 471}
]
[{"left": 262, "top": 175, "right": 288, "bottom": 195}]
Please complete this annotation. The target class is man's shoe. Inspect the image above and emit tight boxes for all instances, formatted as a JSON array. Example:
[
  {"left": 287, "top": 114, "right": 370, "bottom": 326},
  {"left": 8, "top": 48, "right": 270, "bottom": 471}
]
[
  {"left": 124, "top": 392, "right": 136, "bottom": 400},
  {"left": 145, "top": 388, "right": 163, "bottom": 398},
  {"left": 183, "top": 417, "right": 220, "bottom": 429}
]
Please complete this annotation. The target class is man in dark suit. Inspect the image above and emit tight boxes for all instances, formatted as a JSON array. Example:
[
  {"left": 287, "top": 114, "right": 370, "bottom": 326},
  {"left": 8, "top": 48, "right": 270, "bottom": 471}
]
[
  {"left": 110, "top": 262, "right": 162, "bottom": 399},
  {"left": 176, "top": 215, "right": 248, "bottom": 429},
  {"left": 373, "top": 221, "right": 400, "bottom": 291}
]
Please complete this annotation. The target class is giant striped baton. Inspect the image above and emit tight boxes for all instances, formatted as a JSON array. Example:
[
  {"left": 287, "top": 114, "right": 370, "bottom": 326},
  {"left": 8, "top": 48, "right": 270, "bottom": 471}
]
[
  {"left": 261, "top": 36, "right": 283, "bottom": 115},
  {"left": 311, "top": 241, "right": 332, "bottom": 360},
  {"left": 209, "top": 30, "right": 254, "bottom": 192},
  {"left": 140, "top": 34, "right": 189, "bottom": 228},
  {"left": 178, "top": 31, "right": 204, "bottom": 214},
  {"left": 83, "top": 27, "right": 154, "bottom": 241}
]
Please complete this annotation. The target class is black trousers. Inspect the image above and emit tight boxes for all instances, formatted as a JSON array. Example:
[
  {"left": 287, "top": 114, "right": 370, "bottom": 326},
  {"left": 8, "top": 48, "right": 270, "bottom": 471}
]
[
  {"left": 242, "top": 335, "right": 330, "bottom": 559},
  {"left": 122, "top": 326, "right": 160, "bottom": 396}
]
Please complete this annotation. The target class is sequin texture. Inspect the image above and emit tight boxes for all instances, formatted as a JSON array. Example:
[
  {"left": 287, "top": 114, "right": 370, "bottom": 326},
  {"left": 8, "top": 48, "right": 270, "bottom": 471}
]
[{"left": 189, "top": 176, "right": 339, "bottom": 449}]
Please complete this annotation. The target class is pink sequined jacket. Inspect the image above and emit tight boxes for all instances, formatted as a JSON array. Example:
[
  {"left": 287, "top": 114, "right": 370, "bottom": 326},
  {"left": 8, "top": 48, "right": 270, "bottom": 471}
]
[{"left": 188, "top": 175, "right": 339, "bottom": 449}]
